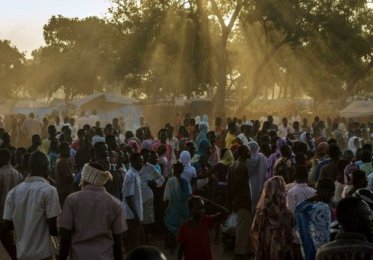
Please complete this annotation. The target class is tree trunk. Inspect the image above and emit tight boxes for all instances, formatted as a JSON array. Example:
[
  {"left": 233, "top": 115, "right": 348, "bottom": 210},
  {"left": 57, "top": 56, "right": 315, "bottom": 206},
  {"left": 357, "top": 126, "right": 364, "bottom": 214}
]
[
  {"left": 214, "top": 45, "right": 227, "bottom": 119},
  {"left": 235, "top": 37, "right": 289, "bottom": 114}
]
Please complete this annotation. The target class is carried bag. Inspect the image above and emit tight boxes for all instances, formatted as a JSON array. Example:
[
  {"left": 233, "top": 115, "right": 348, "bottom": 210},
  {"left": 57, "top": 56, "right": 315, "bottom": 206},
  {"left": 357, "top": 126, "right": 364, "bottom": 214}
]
[{"left": 222, "top": 212, "right": 237, "bottom": 236}]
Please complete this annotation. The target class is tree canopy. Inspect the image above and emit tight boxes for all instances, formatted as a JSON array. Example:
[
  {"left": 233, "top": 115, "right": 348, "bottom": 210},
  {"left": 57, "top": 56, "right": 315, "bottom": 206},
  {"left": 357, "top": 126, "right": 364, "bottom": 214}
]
[{"left": 0, "top": 0, "right": 372, "bottom": 114}]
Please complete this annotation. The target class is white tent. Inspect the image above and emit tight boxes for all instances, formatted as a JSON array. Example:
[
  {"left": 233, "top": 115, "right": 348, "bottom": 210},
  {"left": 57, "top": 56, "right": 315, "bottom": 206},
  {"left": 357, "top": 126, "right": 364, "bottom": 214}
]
[
  {"left": 339, "top": 100, "right": 373, "bottom": 118},
  {"left": 70, "top": 93, "right": 137, "bottom": 111}
]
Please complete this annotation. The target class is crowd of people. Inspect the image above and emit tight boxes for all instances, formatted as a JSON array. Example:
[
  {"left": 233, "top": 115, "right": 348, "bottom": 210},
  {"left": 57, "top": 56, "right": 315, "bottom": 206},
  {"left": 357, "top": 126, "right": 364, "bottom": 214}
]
[{"left": 0, "top": 111, "right": 373, "bottom": 260}]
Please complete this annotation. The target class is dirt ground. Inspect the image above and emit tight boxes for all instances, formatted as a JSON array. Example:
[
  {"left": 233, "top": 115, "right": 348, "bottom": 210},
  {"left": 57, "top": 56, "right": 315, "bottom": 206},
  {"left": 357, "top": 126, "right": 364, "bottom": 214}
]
[{"left": 0, "top": 236, "right": 239, "bottom": 260}]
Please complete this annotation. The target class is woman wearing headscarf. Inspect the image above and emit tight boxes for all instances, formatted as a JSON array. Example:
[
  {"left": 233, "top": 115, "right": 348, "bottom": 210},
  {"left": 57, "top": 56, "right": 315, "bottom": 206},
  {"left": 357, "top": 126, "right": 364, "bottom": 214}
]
[
  {"left": 347, "top": 136, "right": 361, "bottom": 155},
  {"left": 195, "top": 123, "right": 208, "bottom": 148},
  {"left": 251, "top": 176, "right": 294, "bottom": 260},
  {"left": 247, "top": 141, "right": 268, "bottom": 210},
  {"left": 207, "top": 148, "right": 235, "bottom": 243},
  {"left": 163, "top": 162, "right": 190, "bottom": 252},
  {"left": 267, "top": 138, "right": 287, "bottom": 179},
  {"left": 180, "top": 151, "right": 197, "bottom": 193},
  {"left": 191, "top": 139, "right": 211, "bottom": 173},
  {"left": 308, "top": 142, "right": 329, "bottom": 187}
]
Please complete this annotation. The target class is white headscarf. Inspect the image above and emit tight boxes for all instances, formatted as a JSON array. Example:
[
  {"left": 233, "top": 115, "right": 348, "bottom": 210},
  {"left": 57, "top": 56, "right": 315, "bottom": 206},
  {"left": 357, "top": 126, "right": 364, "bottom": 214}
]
[
  {"left": 179, "top": 151, "right": 192, "bottom": 166},
  {"left": 348, "top": 136, "right": 360, "bottom": 154}
]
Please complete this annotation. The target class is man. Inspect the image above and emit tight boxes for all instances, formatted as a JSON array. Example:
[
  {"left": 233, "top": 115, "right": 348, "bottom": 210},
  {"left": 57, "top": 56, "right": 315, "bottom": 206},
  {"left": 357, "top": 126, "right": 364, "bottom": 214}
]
[
  {"left": 227, "top": 145, "right": 253, "bottom": 258},
  {"left": 287, "top": 165, "right": 316, "bottom": 213},
  {"left": 40, "top": 117, "right": 49, "bottom": 140},
  {"left": 27, "top": 134, "right": 42, "bottom": 153},
  {"left": 21, "top": 113, "right": 41, "bottom": 138},
  {"left": 0, "top": 133, "right": 16, "bottom": 154},
  {"left": 54, "top": 115, "right": 62, "bottom": 132},
  {"left": 0, "top": 149, "right": 22, "bottom": 260},
  {"left": 316, "top": 197, "right": 373, "bottom": 259},
  {"left": 56, "top": 142, "right": 74, "bottom": 207},
  {"left": 278, "top": 117, "right": 293, "bottom": 138},
  {"left": 122, "top": 153, "right": 145, "bottom": 251},
  {"left": 73, "top": 141, "right": 109, "bottom": 186},
  {"left": 318, "top": 144, "right": 342, "bottom": 182},
  {"left": 71, "top": 129, "right": 85, "bottom": 151},
  {"left": 286, "top": 165, "right": 316, "bottom": 259},
  {"left": 69, "top": 117, "right": 78, "bottom": 140},
  {"left": 139, "top": 149, "right": 165, "bottom": 236},
  {"left": 166, "top": 125, "right": 179, "bottom": 164},
  {"left": 3, "top": 151, "right": 60, "bottom": 260},
  {"left": 41, "top": 125, "right": 57, "bottom": 154},
  {"left": 59, "top": 162, "right": 127, "bottom": 260},
  {"left": 207, "top": 131, "right": 220, "bottom": 167}
]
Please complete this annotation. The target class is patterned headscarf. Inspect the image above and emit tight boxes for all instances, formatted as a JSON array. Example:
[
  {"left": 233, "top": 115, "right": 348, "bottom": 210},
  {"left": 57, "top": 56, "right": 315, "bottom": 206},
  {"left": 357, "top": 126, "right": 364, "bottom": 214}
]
[
  {"left": 256, "top": 176, "right": 287, "bottom": 212},
  {"left": 80, "top": 163, "right": 113, "bottom": 186}
]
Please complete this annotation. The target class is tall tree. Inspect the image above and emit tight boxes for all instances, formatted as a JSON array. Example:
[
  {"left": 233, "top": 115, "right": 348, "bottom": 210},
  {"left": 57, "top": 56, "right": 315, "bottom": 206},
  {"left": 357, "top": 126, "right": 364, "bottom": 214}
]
[
  {"left": 28, "top": 16, "right": 123, "bottom": 101},
  {"left": 0, "top": 40, "right": 25, "bottom": 97}
]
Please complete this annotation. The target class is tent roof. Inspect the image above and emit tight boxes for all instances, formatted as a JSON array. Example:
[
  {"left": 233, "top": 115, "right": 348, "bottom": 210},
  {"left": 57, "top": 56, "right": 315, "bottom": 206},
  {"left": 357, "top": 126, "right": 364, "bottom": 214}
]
[
  {"left": 70, "top": 93, "right": 137, "bottom": 109},
  {"left": 339, "top": 100, "right": 373, "bottom": 118}
]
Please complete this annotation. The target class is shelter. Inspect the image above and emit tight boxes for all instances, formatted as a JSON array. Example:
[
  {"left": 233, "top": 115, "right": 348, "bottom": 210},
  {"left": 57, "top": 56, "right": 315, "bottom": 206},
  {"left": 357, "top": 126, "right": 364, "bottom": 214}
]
[
  {"left": 71, "top": 93, "right": 142, "bottom": 131},
  {"left": 339, "top": 100, "right": 373, "bottom": 118},
  {"left": 70, "top": 93, "right": 137, "bottom": 112}
]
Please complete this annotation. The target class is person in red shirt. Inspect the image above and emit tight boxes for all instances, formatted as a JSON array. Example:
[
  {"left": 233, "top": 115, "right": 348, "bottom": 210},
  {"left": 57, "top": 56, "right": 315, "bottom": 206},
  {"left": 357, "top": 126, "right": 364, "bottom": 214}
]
[{"left": 177, "top": 196, "right": 228, "bottom": 260}]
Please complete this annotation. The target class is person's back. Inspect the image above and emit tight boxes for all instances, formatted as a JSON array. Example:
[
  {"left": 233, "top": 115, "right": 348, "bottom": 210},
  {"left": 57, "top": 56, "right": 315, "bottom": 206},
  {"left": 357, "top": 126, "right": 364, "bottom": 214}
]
[
  {"left": 3, "top": 151, "right": 60, "bottom": 260},
  {"left": 316, "top": 197, "right": 373, "bottom": 260},
  {"left": 59, "top": 185, "right": 124, "bottom": 259},
  {"left": 226, "top": 145, "right": 253, "bottom": 257},
  {"left": 320, "top": 161, "right": 339, "bottom": 182},
  {"left": 227, "top": 159, "right": 252, "bottom": 210},
  {"left": 0, "top": 150, "right": 23, "bottom": 216},
  {"left": 296, "top": 178, "right": 335, "bottom": 260},
  {"left": 59, "top": 163, "right": 126, "bottom": 260}
]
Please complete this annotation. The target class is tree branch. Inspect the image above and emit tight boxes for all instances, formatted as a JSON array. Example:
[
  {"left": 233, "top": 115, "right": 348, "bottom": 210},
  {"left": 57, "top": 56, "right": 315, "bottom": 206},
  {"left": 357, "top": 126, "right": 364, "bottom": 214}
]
[
  {"left": 235, "top": 36, "right": 290, "bottom": 114},
  {"left": 210, "top": 0, "right": 227, "bottom": 31},
  {"left": 226, "top": 0, "right": 244, "bottom": 34}
]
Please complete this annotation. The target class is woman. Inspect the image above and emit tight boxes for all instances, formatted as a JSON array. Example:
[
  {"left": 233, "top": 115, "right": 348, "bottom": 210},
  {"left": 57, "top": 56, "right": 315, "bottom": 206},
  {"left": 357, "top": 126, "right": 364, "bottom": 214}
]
[
  {"left": 247, "top": 141, "right": 268, "bottom": 210},
  {"left": 191, "top": 139, "right": 211, "bottom": 173},
  {"left": 180, "top": 151, "right": 197, "bottom": 193},
  {"left": 251, "top": 176, "right": 294, "bottom": 260},
  {"left": 163, "top": 162, "right": 191, "bottom": 252},
  {"left": 195, "top": 123, "right": 208, "bottom": 148},
  {"left": 55, "top": 142, "right": 75, "bottom": 207},
  {"left": 267, "top": 138, "right": 287, "bottom": 179},
  {"left": 209, "top": 148, "right": 234, "bottom": 243},
  {"left": 347, "top": 136, "right": 361, "bottom": 155}
]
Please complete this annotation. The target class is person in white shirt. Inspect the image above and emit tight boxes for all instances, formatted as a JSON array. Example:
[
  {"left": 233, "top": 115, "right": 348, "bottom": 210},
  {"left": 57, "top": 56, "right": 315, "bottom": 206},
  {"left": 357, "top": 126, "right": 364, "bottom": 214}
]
[
  {"left": 278, "top": 117, "right": 293, "bottom": 138},
  {"left": 287, "top": 165, "right": 316, "bottom": 260},
  {"left": 166, "top": 125, "right": 179, "bottom": 164},
  {"left": 122, "top": 153, "right": 145, "bottom": 252},
  {"left": 139, "top": 149, "right": 165, "bottom": 226},
  {"left": 3, "top": 151, "right": 60, "bottom": 260},
  {"left": 287, "top": 165, "right": 316, "bottom": 213}
]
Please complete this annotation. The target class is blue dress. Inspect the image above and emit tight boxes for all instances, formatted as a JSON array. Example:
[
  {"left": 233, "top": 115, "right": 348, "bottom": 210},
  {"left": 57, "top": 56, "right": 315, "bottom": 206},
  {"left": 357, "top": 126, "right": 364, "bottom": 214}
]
[{"left": 164, "top": 177, "right": 190, "bottom": 236}]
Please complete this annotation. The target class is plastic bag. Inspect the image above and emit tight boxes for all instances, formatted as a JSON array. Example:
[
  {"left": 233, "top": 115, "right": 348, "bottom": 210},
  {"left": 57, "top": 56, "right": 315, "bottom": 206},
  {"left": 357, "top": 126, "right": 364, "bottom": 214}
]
[{"left": 222, "top": 212, "right": 237, "bottom": 236}]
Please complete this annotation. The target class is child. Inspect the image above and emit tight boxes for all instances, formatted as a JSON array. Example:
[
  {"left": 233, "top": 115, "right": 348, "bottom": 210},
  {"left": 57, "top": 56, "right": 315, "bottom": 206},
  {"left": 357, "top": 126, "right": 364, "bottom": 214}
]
[{"left": 177, "top": 196, "right": 228, "bottom": 260}]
